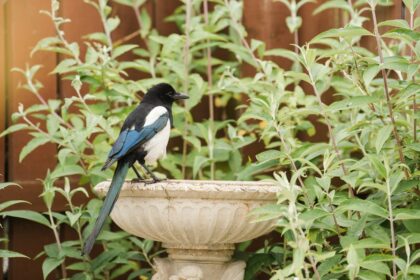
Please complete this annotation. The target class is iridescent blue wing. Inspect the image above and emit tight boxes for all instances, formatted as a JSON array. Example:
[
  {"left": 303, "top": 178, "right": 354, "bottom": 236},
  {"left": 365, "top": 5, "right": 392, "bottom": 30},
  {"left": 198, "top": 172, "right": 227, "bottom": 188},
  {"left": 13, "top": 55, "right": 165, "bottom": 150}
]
[{"left": 102, "top": 112, "right": 169, "bottom": 170}]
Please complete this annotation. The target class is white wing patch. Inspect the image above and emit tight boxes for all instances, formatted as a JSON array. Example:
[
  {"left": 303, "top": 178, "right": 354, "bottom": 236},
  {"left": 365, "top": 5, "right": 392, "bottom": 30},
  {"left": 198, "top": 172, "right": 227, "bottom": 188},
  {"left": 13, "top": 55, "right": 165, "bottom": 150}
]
[
  {"left": 144, "top": 106, "right": 168, "bottom": 126},
  {"left": 143, "top": 120, "right": 171, "bottom": 163}
]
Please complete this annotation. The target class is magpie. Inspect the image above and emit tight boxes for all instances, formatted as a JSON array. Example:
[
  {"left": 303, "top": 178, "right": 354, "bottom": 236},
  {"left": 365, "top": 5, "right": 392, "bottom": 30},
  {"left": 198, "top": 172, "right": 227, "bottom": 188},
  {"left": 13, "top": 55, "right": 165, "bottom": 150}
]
[{"left": 82, "top": 83, "right": 188, "bottom": 256}]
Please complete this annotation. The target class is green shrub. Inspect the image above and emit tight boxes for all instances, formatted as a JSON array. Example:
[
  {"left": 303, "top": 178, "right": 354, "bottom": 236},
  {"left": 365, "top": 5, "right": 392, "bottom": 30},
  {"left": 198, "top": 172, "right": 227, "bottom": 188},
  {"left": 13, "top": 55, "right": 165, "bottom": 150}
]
[{"left": 1, "top": 0, "right": 419, "bottom": 279}]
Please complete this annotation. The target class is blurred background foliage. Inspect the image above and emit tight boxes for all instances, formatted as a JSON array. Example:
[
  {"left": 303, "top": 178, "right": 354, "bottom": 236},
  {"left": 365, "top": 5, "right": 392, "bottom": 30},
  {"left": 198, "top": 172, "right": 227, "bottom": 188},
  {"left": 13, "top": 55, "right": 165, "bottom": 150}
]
[{"left": 0, "top": 0, "right": 419, "bottom": 279}]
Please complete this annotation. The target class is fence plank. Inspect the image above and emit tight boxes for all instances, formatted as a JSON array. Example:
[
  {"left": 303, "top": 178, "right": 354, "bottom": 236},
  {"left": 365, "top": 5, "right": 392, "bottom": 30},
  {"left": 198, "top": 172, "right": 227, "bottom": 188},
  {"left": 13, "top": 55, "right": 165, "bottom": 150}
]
[
  {"left": 3, "top": 0, "right": 57, "bottom": 210},
  {"left": 8, "top": 219, "right": 56, "bottom": 280},
  {"left": 154, "top": 0, "right": 180, "bottom": 35},
  {"left": 59, "top": 0, "right": 103, "bottom": 100},
  {"left": 1, "top": 0, "right": 56, "bottom": 280},
  {"left": 299, "top": 0, "right": 338, "bottom": 44},
  {"left": 244, "top": 0, "right": 294, "bottom": 72},
  {"left": 0, "top": 0, "right": 6, "bottom": 182}
]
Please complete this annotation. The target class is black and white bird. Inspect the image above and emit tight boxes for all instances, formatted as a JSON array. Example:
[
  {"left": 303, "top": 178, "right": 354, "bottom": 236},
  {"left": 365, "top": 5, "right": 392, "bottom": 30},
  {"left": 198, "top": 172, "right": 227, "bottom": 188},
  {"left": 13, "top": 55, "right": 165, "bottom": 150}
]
[{"left": 82, "top": 83, "right": 188, "bottom": 256}]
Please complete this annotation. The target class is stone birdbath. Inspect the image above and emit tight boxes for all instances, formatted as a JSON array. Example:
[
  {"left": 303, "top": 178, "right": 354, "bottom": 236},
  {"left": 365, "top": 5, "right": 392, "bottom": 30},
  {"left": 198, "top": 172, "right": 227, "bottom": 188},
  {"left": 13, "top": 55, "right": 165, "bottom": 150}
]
[{"left": 95, "top": 180, "right": 278, "bottom": 280}]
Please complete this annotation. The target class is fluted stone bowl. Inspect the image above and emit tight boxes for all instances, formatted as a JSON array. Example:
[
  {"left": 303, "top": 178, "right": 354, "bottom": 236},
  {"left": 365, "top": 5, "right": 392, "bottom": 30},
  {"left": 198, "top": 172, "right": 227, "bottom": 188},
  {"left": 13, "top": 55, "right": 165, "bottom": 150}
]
[{"left": 95, "top": 180, "right": 278, "bottom": 261}]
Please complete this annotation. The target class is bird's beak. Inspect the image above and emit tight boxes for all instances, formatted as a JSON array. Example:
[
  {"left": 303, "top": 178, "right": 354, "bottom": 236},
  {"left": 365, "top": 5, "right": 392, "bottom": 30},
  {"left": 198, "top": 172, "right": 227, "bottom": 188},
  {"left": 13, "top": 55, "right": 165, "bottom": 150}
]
[{"left": 173, "top": 92, "right": 189, "bottom": 100}]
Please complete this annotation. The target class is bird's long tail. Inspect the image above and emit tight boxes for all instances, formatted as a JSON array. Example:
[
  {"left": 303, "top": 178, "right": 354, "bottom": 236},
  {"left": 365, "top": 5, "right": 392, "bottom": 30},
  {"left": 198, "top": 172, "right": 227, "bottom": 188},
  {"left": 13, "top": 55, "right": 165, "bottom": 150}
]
[{"left": 82, "top": 157, "right": 133, "bottom": 256}]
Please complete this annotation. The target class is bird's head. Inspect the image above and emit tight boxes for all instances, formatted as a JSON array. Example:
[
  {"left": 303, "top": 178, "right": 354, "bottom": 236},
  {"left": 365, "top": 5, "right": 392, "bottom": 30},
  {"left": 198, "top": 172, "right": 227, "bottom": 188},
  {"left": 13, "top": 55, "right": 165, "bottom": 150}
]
[{"left": 142, "top": 83, "right": 189, "bottom": 105}]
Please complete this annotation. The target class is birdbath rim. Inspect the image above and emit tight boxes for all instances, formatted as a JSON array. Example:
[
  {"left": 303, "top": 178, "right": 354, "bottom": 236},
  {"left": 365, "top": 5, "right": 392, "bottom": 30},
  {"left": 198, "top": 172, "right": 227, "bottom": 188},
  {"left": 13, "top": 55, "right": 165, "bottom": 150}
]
[{"left": 95, "top": 179, "right": 279, "bottom": 201}]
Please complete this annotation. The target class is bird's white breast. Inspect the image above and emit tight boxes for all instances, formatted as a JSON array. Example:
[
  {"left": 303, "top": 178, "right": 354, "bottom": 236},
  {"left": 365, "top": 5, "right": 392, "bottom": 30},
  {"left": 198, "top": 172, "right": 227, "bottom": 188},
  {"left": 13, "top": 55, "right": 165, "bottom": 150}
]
[{"left": 142, "top": 106, "right": 171, "bottom": 163}]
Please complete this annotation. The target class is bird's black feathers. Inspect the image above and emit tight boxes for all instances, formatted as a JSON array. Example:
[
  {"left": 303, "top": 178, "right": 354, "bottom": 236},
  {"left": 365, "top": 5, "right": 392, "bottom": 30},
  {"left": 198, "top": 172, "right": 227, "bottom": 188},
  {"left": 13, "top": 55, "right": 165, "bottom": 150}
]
[{"left": 83, "top": 83, "right": 188, "bottom": 256}]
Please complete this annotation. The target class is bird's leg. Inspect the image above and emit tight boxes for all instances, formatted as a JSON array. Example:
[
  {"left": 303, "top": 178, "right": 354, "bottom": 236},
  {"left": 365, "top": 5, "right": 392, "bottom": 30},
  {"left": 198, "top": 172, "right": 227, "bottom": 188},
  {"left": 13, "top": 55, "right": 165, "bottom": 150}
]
[
  {"left": 140, "top": 163, "right": 162, "bottom": 184},
  {"left": 131, "top": 166, "right": 144, "bottom": 182}
]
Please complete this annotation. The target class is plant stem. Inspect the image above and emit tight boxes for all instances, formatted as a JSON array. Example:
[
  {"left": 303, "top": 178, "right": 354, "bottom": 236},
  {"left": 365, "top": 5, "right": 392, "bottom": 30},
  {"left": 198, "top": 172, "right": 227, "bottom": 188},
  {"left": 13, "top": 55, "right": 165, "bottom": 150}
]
[
  {"left": 304, "top": 58, "right": 355, "bottom": 198},
  {"left": 276, "top": 124, "right": 311, "bottom": 205},
  {"left": 98, "top": 0, "right": 113, "bottom": 52},
  {"left": 203, "top": 0, "right": 215, "bottom": 180},
  {"left": 293, "top": 29, "right": 299, "bottom": 54},
  {"left": 408, "top": 11, "right": 417, "bottom": 143},
  {"left": 114, "top": 30, "right": 140, "bottom": 46},
  {"left": 370, "top": 4, "right": 409, "bottom": 179},
  {"left": 51, "top": 1, "right": 82, "bottom": 64},
  {"left": 386, "top": 179, "right": 397, "bottom": 279},
  {"left": 181, "top": 0, "right": 192, "bottom": 178},
  {"left": 47, "top": 207, "right": 67, "bottom": 279},
  {"left": 224, "top": 0, "right": 260, "bottom": 69}
]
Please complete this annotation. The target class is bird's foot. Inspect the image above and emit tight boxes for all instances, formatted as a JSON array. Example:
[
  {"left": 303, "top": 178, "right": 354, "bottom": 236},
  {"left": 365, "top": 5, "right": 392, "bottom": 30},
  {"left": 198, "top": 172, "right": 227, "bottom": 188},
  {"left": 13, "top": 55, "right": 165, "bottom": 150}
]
[
  {"left": 131, "top": 178, "right": 145, "bottom": 183},
  {"left": 144, "top": 177, "right": 166, "bottom": 184}
]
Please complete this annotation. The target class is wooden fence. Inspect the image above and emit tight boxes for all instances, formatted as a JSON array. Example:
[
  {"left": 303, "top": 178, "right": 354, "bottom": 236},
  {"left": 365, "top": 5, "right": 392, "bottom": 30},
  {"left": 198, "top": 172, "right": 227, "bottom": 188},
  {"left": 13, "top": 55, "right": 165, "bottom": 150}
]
[{"left": 0, "top": 0, "right": 403, "bottom": 279}]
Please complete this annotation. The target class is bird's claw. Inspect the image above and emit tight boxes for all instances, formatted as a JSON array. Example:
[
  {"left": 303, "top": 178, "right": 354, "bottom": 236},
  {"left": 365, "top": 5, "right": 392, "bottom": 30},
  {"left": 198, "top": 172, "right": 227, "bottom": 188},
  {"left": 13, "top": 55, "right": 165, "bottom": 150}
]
[
  {"left": 144, "top": 178, "right": 166, "bottom": 184},
  {"left": 131, "top": 178, "right": 145, "bottom": 183}
]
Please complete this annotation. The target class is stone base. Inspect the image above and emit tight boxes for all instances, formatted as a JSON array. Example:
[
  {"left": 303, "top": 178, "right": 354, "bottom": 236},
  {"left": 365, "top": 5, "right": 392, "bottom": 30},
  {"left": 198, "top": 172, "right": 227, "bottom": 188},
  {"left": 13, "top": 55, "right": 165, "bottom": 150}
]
[
  {"left": 151, "top": 244, "right": 246, "bottom": 280},
  {"left": 151, "top": 258, "right": 245, "bottom": 280}
]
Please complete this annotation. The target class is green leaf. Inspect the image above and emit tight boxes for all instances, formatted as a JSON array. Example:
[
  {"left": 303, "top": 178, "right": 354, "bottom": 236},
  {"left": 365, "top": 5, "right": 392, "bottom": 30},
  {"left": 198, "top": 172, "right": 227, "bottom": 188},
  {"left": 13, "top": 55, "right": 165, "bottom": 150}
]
[
  {"left": 299, "top": 208, "right": 330, "bottom": 223},
  {"left": 250, "top": 204, "right": 284, "bottom": 222},
  {"left": 245, "top": 253, "right": 275, "bottom": 280},
  {"left": 363, "top": 64, "right": 380, "bottom": 86},
  {"left": 384, "top": 28, "right": 420, "bottom": 42},
  {"left": 402, "top": 0, "right": 420, "bottom": 13},
  {"left": 236, "top": 160, "right": 278, "bottom": 181},
  {"left": 367, "top": 155, "right": 387, "bottom": 179},
  {"left": 361, "top": 261, "right": 390, "bottom": 276},
  {"left": 52, "top": 58, "right": 77, "bottom": 74},
  {"left": 408, "top": 265, "right": 420, "bottom": 275},
  {"left": 375, "top": 125, "right": 393, "bottom": 154},
  {"left": 139, "top": 8, "right": 151, "bottom": 37},
  {"left": 1, "top": 210, "right": 50, "bottom": 227},
  {"left": 91, "top": 250, "right": 120, "bottom": 271},
  {"left": 112, "top": 44, "right": 138, "bottom": 59},
  {"left": 51, "top": 165, "right": 85, "bottom": 179},
  {"left": 378, "top": 19, "right": 410, "bottom": 29},
  {"left": 193, "top": 156, "right": 209, "bottom": 178},
  {"left": 328, "top": 96, "right": 380, "bottom": 111},
  {"left": 264, "top": 48, "right": 297, "bottom": 61},
  {"left": 107, "top": 17, "right": 120, "bottom": 32},
  {"left": 394, "top": 209, "right": 420, "bottom": 220},
  {"left": 19, "top": 137, "right": 51, "bottom": 162},
  {"left": 315, "top": 176, "right": 331, "bottom": 191},
  {"left": 0, "top": 200, "right": 29, "bottom": 212},
  {"left": 256, "top": 150, "right": 283, "bottom": 162},
  {"left": 347, "top": 245, "right": 360, "bottom": 277},
  {"left": 65, "top": 211, "right": 82, "bottom": 226},
  {"left": 0, "top": 182, "right": 22, "bottom": 190},
  {"left": 0, "top": 124, "right": 28, "bottom": 138},
  {"left": 42, "top": 257, "right": 63, "bottom": 279},
  {"left": 313, "top": 0, "right": 352, "bottom": 14},
  {"left": 311, "top": 26, "right": 373, "bottom": 43},
  {"left": 351, "top": 238, "right": 391, "bottom": 250},
  {"left": 0, "top": 249, "right": 29, "bottom": 259},
  {"left": 286, "top": 16, "right": 302, "bottom": 33},
  {"left": 337, "top": 198, "right": 388, "bottom": 218}
]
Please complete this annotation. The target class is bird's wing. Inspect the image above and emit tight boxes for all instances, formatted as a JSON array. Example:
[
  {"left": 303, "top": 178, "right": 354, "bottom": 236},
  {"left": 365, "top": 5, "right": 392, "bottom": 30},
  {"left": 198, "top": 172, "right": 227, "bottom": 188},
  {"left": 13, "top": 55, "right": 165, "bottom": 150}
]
[{"left": 102, "top": 112, "right": 169, "bottom": 170}]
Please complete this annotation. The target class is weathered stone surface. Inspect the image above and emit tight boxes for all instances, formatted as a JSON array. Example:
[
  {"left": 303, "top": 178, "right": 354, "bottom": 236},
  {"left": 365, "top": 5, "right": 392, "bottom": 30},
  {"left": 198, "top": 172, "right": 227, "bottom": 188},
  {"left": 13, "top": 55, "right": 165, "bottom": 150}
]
[{"left": 95, "top": 180, "right": 278, "bottom": 280}]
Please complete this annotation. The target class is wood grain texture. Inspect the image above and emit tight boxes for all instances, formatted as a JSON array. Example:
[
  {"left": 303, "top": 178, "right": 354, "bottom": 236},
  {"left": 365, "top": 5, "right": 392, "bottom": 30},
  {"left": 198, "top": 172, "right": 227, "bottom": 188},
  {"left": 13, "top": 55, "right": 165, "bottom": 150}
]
[
  {"left": 154, "top": 0, "right": 180, "bottom": 35},
  {"left": 8, "top": 219, "right": 56, "bottom": 280},
  {"left": 299, "top": 0, "right": 338, "bottom": 44},
  {"left": 59, "top": 0, "right": 103, "bottom": 99},
  {"left": 0, "top": 1, "right": 6, "bottom": 182},
  {"left": 243, "top": 0, "right": 294, "bottom": 72},
  {"left": 5, "top": 0, "right": 57, "bottom": 182}
]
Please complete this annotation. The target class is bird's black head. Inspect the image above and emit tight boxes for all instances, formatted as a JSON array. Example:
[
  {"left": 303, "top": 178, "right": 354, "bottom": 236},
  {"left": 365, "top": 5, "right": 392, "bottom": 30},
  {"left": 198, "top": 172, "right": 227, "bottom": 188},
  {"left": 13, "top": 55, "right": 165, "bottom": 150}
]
[{"left": 142, "top": 83, "right": 189, "bottom": 105}]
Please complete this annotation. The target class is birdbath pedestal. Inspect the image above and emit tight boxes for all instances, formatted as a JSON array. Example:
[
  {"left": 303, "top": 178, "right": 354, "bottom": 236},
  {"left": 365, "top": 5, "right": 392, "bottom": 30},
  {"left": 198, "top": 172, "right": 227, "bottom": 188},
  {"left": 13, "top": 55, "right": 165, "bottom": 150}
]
[{"left": 94, "top": 180, "right": 278, "bottom": 280}]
